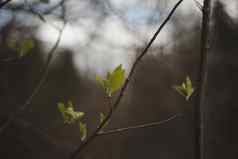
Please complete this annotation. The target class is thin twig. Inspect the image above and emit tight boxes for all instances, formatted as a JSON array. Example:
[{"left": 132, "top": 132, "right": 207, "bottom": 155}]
[
  {"left": 0, "top": 22, "right": 66, "bottom": 134},
  {"left": 193, "top": 0, "right": 203, "bottom": 12},
  {"left": 0, "top": 2, "right": 63, "bottom": 63},
  {"left": 0, "top": 0, "right": 11, "bottom": 8},
  {"left": 97, "top": 114, "right": 180, "bottom": 136},
  {"left": 69, "top": 1, "right": 184, "bottom": 158}
]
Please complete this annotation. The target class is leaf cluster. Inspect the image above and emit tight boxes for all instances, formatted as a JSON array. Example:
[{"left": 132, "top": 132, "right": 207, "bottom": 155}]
[
  {"left": 58, "top": 101, "right": 87, "bottom": 141},
  {"left": 96, "top": 64, "right": 125, "bottom": 97},
  {"left": 174, "top": 76, "right": 195, "bottom": 101}
]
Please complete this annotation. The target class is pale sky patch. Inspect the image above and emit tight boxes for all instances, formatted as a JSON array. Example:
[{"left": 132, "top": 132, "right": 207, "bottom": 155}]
[{"left": 0, "top": 0, "right": 201, "bottom": 78}]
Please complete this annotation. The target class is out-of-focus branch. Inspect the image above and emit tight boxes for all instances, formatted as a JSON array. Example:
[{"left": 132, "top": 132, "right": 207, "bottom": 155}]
[
  {"left": 194, "top": 0, "right": 203, "bottom": 12},
  {"left": 196, "top": 0, "right": 212, "bottom": 159},
  {"left": 0, "top": 0, "right": 64, "bottom": 63},
  {"left": 0, "top": 0, "right": 11, "bottom": 8},
  {"left": 69, "top": 1, "right": 184, "bottom": 159},
  {"left": 0, "top": 22, "right": 66, "bottom": 134},
  {"left": 97, "top": 114, "right": 180, "bottom": 136},
  {"left": 5, "top": 0, "right": 65, "bottom": 15}
]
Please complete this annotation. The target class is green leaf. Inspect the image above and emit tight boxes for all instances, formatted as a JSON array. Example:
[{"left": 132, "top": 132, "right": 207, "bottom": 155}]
[
  {"left": 96, "top": 64, "right": 125, "bottom": 96},
  {"left": 57, "top": 102, "right": 65, "bottom": 113},
  {"left": 173, "top": 86, "right": 186, "bottom": 98},
  {"left": 79, "top": 122, "right": 87, "bottom": 141},
  {"left": 67, "top": 100, "right": 74, "bottom": 108},
  {"left": 96, "top": 75, "right": 105, "bottom": 88},
  {"left": 107, "top": 64, "right": 125, "bottom": 95},
  {"left": 185, "top": 76, "right": 194, "bottom": 100},
  {"left": 173, "top": 76, "right": 195, "bottom": 101},
  {"left": 57, "top": 101, "right": 84, "bottom": 124}
]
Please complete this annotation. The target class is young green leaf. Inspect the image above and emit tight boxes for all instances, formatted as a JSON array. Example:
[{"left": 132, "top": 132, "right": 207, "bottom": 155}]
[
  {"left": 185, "top": 76, "right": 194, "bottom": 100},
  {"left": 57, "top": 102, "right": 66, "bottom": 113},
  {"left": 57, "top": 101, "right": 84, "bottom": 124},
  {"left": 174, "top": 86, "right": 186, "bottom": 98},
  {"left": 173, "top": 76, "right": 195, "bottom": 101},
  {"left": 107, "top": 64, "right": 125, "bottom": 95},
  {"left": 96, "top": 75, "right": 105, "bottom": 88},
  {"left": 79, "top": 122, "right": 87, "bottom": 141},
  {"left": 96, "top": 64, "right": 125, "bottom": 96}
]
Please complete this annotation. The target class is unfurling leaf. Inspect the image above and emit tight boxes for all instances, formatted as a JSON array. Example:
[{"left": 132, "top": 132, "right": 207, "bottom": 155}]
[
  {"left": 96, "top": 75, "right": 105, "bottom": 87},
  {"left": 96, "top": 64, "right": 125, "bottom": 96},
  {"left": 57, "top": 101, "right": 84, "bottom": 124},
  {"left": 107, "top": 64, "right": 125, "bottom": 94},
  {"left": 57, "top": 102, "right": 66, "bottom": 113},
  {"left": 173, "top": 76, "right": 195, "bottom": 101},
  {"left": 79, "top": 122, "right": 87, "bottom": 141}
]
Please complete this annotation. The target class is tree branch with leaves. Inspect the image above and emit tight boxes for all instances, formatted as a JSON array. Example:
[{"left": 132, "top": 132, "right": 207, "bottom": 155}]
[{"left": 54, "top": 1, "right": 196, "bottom": 159}]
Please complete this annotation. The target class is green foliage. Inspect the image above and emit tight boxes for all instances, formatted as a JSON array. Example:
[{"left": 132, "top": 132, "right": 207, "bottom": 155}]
[
  {"left": 57, "top": 101, "right": 85, "bottom": 124},
  {"left": 58, "top": 101, "right": 87, "bottom": 141},
  {"left": 173, "top": 76, "right": 195, "bottom": 101},
  {"left": 79, "top": 122, "right": 87, "bottom": 141},
  {"left": 8, "top": 39, "right": 35, "bottom": 57},
  {"left": 96, "top": 64, "right": 125, "bottom": 96}
]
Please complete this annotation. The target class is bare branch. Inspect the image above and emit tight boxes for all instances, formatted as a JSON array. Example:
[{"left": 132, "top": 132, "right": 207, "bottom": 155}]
[
  {"left": 0, "top": 22, "right": 66, "bottom": 134},
  {"left": 0, "top": 0, "right": 11, "bottom": 8},
  {"left": 69, "top": 0, "right": 184, "bottom": 158},
  {"left": 195, "top": 0, "right": 212, "bottom": 159},
  {"left": 194, "top": 0, "right": 203, "bottom": 12},
  {"left": 97, "top": 114, "right": 180, "bottom": 136}
]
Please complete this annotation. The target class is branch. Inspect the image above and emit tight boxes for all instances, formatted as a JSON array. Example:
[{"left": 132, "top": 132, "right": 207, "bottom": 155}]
[
  {"left": 97, "top": 114, "right": 180, "bottom": 136},
  {"left": 195, "top": 0, "right": 212, "bottom": 159},
  {"left": 0, "top": 0, "right": 11, "bottom": 8},
  {"left": 193, "top": 0, "right": 203, "bottom": 12},
  {"left": 69, "top": 0, "right": 184, "bottom": 158},
  {"left": 0, "top": 2, "right": 63, "bottom": 63},
  {"left": 27, "top": 4, "right": 63, "bottom": 31},
  {"left": 0, "top": 22, "right": 66, "bottom": 134}
]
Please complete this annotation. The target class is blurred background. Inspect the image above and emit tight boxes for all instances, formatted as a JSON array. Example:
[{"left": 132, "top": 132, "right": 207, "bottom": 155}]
[{"left": 0, "top": 0, "right": 204, "bottom": 159}]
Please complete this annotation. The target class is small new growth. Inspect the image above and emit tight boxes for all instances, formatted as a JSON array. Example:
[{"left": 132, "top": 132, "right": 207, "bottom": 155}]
[
  {"left": 174, "top": 76, "right": 195, "bottom": 101},
  {"left": 57, "top": 101, "right": 87, "bottom": 141},
  {"left": 96, "top": 64, "right": 125, "bottom": 97}
]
